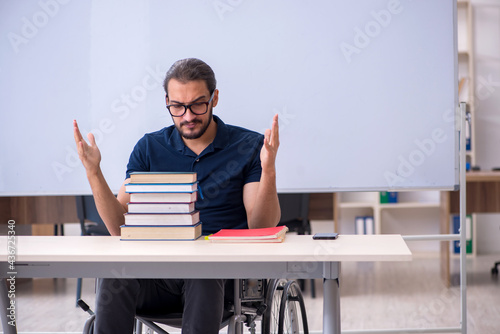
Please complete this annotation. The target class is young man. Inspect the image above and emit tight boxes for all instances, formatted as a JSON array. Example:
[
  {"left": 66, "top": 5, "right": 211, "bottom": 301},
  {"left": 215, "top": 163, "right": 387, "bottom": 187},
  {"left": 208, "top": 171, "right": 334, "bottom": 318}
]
[{"left": 73, "top": 58, "right": 280, "bottom": 333}]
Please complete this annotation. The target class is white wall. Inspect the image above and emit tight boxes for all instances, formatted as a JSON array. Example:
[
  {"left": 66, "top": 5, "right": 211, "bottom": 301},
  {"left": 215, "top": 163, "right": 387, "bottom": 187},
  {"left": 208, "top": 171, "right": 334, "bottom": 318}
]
[{"left": 471, "top": 0, "right": 500, "bottom": 254}]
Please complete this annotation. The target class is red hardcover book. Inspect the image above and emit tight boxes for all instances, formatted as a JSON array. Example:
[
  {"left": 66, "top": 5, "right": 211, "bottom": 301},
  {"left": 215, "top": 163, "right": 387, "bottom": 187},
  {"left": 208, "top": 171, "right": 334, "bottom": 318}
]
[{"left": 208, "top": 226, "right": 288, "bottom": 243}]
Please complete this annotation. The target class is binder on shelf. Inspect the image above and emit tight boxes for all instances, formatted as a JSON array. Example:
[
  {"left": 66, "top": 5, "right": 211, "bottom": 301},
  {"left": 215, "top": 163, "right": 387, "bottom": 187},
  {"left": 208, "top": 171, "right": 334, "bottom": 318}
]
[
  {"left": 452, "top": 214, "right": 473, "bottom": 254},
  {"left": 458, "top": 77, "right": 469, "bottom": 104},
  {"left": 355, "top": 216, "right": 374, "bottom": 235},
  {"left": 364, "top": 216, "right": 374, "bottom": 235},
  {"left": 465, "top": 110, "right": 471, "bottom": 151},
  {"left": 380, "top": 192, "right": 398, "bottom": 203},
  {"left": 355, "top": 216, "right": 365, "bottom": 235}
]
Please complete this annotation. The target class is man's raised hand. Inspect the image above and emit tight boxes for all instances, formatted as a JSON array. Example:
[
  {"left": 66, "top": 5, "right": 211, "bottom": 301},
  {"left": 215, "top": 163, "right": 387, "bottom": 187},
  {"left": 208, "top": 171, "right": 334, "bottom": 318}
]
[
  {"left": 73, "top": 120, "right": 101, "bottom": 176},
  {"left": 260, "top": 114, "right": 280, "bottom": 174}
]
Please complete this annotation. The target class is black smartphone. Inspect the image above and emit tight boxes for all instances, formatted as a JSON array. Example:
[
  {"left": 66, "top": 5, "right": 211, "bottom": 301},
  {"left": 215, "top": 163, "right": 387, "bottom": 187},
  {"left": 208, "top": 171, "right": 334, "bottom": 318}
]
[{"left": 312, "top": 233, "right": 339, "bottom": 240}]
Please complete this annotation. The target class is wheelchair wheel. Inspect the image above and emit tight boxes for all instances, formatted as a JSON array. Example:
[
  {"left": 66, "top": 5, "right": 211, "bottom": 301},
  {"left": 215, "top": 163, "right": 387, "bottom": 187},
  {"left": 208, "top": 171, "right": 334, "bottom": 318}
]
[
  {"left": 278, "top": 280, "right": 308, "bottom": 334},
  {"left": 82, "top": 314, "right": 95, "bottom": 334},
  {"left": 261, "top": 279, "right": 287, "bottom": 334}
]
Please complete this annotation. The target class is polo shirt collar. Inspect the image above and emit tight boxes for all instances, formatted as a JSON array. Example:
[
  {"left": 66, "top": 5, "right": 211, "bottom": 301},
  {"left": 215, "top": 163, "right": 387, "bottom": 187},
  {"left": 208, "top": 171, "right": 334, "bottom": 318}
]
[
  {"left": 212, "top": 115, "right": 229, "bottom": 150},
  {"left": 168, "top": 115, "right": 229, "bottom": 154}
]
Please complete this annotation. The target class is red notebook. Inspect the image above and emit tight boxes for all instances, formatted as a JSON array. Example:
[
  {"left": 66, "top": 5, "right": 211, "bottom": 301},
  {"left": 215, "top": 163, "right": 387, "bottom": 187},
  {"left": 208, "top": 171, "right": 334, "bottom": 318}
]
[{"left": 208, "top": 226, "right": 288, "bottom": 243}]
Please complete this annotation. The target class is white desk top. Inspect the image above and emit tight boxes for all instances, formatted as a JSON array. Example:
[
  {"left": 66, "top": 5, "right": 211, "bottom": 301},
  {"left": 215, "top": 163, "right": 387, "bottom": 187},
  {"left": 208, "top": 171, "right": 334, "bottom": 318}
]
[{"left": 0, "top": 234, "right": 411, "bottom": 263}]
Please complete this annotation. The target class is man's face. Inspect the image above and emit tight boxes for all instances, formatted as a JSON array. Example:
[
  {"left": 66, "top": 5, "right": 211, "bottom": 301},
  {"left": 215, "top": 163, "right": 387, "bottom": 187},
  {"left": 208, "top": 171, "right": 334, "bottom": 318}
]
[{"left": 166, "top": 79, "right": 218, "bottom": 140}]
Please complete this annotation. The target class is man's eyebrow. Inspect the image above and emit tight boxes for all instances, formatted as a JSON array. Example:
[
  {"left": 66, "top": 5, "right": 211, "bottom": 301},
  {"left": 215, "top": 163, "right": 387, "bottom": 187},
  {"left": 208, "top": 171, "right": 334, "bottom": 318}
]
[{"left": 169, "top": 95, "right": 207, "bottom": 104}]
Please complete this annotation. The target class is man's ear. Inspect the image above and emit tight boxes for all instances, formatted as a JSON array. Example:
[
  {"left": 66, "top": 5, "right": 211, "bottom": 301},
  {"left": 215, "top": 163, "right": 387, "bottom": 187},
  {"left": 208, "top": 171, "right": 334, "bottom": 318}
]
[
  {"left": 212, "top": 89, "right": 219, "bottom": 108},
  {"left": 165, "top": 94, "right": 169, "bottom": 105}
]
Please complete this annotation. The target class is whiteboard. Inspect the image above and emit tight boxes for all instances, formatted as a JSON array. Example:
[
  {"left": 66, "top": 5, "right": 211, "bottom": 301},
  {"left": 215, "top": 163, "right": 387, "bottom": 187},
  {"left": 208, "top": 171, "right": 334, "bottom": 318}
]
[{"left": 0, "top": 0, "right": 458, "bottom": 195}]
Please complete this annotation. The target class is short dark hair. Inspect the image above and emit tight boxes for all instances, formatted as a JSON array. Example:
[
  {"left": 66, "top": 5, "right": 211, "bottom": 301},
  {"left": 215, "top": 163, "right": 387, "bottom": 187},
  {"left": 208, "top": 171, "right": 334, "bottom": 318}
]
[{"left": 163, "top": 58, "right": 217, "bottom": 97}]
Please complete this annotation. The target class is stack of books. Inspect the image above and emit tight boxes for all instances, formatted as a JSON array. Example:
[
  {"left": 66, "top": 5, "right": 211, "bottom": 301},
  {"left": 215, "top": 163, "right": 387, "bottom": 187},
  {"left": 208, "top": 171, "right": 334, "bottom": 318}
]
[{"left": 120, "top": 172, "right": 201, "bottom": 241}]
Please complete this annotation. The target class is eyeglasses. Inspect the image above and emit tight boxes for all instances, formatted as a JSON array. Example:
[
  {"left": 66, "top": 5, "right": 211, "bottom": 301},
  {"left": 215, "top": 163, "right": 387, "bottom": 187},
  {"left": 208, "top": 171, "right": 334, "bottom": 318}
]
[{"left": 166, "top": 91, "right": 215, "bottom": 117}]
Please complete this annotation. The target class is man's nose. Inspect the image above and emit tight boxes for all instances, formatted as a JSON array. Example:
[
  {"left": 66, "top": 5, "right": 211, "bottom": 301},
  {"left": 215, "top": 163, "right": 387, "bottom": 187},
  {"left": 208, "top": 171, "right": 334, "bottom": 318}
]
[{"left": 182, "top": 107, "right": 197, "bottom": 122}]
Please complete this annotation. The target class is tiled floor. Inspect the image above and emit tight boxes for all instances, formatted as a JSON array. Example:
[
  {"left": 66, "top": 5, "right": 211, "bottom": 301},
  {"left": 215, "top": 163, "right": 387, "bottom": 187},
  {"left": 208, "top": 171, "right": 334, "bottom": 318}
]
[{"left": 7, "top": 253, "right": 500, "bottom": 333}]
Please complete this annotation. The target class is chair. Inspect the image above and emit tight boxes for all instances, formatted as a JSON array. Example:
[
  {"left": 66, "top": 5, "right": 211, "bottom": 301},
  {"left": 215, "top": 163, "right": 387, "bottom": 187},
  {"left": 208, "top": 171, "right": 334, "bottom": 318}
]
[
  {"left": 492, "top": 262, "right": 500, "bottom": 276},
  {"left": 76, "top": 195, "right": 110, "bottom": 237},
  {"left": 75, "top": 195, "right": 110, "bottom": 303},
  {"left": 79, "top": 278, "right": 309, "bottom": 334},
  {"left": 277, "top": 193, "right": 311, "bottom": 235},
  {"left": 277, "top": 193, "right": 315, "bottom": 297}
]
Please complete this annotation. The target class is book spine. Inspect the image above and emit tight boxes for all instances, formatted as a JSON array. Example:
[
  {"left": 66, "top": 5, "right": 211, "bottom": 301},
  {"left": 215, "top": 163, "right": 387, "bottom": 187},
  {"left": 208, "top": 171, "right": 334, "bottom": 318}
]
[
  {"left": 364, "top": 216, "right": 374, "bottom": 235},
  {"left": 355, "top": 216, "right": 365, "bottom": 235}
]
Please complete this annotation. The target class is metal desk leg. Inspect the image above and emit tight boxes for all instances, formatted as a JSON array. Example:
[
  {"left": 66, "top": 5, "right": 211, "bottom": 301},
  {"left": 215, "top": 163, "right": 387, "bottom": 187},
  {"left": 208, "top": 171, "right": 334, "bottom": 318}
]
[
  {"left": 0, "top": 279, "right": 17, "bottom": 334},
  {"left": 323, "top": 262, "right": 341, "bottom": 334},
  {"left": 233, "top": 279, "right": 244, "bottom": 334}
]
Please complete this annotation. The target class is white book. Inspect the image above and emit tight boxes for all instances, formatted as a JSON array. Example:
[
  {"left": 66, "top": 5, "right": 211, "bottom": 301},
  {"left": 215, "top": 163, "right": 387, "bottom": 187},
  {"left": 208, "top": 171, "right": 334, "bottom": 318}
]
[
  {"left": 130, "top": 192, "right": 197, "bottom": 203},
  {"left": 124, "top": 211, "right": 200, "bottom": 226},
  {"left": 127, "top": 202, "right": 195, "bottom": 214}
]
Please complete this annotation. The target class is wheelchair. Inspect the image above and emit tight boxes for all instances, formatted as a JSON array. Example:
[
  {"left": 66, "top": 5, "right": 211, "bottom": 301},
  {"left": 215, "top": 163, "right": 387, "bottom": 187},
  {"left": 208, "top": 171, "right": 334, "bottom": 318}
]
[{"left": 78, "top": 278, "right": 308, "bottom": 334}]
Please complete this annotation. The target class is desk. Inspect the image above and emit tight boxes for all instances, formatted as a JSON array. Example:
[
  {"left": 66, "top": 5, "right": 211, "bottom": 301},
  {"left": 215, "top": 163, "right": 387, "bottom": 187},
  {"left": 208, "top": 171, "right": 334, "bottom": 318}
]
[
  {"left": 441, "top": 171, "right": 500, "bottom": 284},
  {"left": 0, "top": 234, "right": 411, "bottom": 334}
]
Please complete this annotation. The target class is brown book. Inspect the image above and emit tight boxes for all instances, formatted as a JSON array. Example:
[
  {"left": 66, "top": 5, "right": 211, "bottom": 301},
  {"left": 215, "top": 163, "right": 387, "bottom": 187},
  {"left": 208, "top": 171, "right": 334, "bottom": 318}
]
[
  {"left": 129, "top": 172, "right": 197, "bottom": 184},
  {"left": 120, "top": 222, "right": 202, "bottom": 240}
]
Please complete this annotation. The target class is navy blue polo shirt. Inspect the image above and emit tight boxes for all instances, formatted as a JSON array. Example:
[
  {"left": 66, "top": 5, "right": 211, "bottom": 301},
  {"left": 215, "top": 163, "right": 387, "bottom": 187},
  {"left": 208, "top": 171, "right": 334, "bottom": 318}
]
[{"left": 126, "top": 115, "right": 264, "bottom": 235}]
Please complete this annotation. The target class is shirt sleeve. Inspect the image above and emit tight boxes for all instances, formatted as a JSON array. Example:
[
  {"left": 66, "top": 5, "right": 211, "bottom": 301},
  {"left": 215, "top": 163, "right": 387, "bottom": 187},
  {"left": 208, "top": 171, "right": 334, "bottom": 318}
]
[{"left": 243, "top": 134, "right": 264, "bottom": 184}]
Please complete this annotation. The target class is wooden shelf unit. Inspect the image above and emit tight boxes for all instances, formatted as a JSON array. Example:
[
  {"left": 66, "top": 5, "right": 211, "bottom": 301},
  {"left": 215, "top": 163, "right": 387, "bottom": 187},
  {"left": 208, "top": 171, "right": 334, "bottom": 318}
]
[{"left": 335, "top": 191, "right": 441, "bottom": 235}]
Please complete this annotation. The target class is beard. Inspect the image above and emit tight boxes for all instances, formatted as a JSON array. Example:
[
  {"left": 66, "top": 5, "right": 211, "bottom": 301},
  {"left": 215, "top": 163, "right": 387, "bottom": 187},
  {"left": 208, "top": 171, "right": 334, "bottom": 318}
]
[{"left": 176, "top": 107, "right": 213, "bottom": 140}]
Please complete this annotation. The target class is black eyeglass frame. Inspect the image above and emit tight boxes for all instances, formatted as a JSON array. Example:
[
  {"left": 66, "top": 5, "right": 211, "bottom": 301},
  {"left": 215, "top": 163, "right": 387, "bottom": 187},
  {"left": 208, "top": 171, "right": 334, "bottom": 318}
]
[{"left": 166, "top": 91, "right": 215, "bottom": 117}]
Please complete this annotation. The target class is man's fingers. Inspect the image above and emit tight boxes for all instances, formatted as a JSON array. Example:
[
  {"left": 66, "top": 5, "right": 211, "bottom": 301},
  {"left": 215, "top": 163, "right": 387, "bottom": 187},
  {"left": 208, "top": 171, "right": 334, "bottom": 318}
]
[
  {"left": 264, "top": 129, "right": 271, "bottom": 146},
  {"left": 87, "top": 132, "right": 96, "bottom": 147},
  {"left": 74, "top": 121, "right": 89, "bottom": 157},
  {"left": 73, "top": 120, "right": 84, "bottom": 143},
  {"left": 270, "top": 114, "right": 279, "bottom": 148}
]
